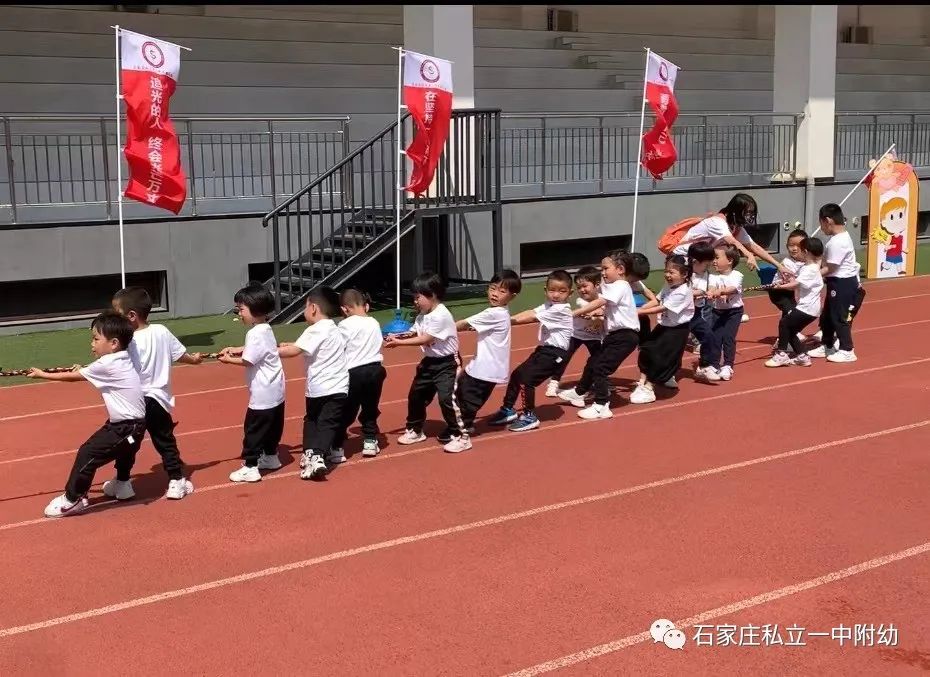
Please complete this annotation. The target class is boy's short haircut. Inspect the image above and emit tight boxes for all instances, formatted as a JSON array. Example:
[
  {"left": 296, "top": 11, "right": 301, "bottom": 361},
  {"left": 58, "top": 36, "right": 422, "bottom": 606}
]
[
  {"left": 629, "top": 252, "right": 651, "bottom": 281},
  {"left": 818, "top": 203, "right": 845, "bottom": 225},
  {"left": 606, "top": 249, "right": 635, "bottom": 274},
  {"left": 546, "top": 269, "right": 573, "bottom": 289},
  {"left": 340, "top": 288, "right": 371, "bottom": 308},
  {"left": 574, "top": 265, "right": 602, "bottom": 286},
  {"left": 411, "top": 271, "right": 446, "bottom": 301},
  {"left": 716, "top": 244, "right": 741, "bottom": 267},
  {"left": 686, "top": 241, "right": 715, "bottom": 263},
  {"left": 91, "top": 310, "right": 135, "bottom": 350},
  {"left": 307, "top": 286, "right": 340, "bottom": 318},
  {"left": 787, "top": 228, "right": 808, "bottom": 242},
  {"left": 234, "top": 282, "right": 275, "bottom": 317},
  {"left": 491, "top": 268, "right": 522, "bottom": 295},
  {"left": 802, "top": 236, "right": 825, "bottom": 258},
  {"left": 112, "top": 287, "right": 153, "bottom": 320}
]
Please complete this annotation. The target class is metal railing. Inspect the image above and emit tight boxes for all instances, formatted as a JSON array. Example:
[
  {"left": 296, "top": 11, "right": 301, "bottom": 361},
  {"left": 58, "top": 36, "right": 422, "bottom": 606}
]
[
  {"left": 835, "top": 112, "right": 930, "bottom": 174},
  {"left": 0, "top": 114, "right": 350, "bottom": 225}
]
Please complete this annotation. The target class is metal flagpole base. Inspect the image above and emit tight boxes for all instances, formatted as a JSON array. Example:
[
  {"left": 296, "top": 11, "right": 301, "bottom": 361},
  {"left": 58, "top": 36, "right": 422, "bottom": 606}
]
[{"left": 382, "top": 308, "right": 413, "bottom": 336}]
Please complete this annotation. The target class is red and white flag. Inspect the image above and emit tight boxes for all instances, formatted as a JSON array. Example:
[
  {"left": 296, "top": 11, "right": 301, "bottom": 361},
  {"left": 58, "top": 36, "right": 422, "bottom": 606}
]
[
  {"left": 641, "top": 51, "right": 680, "bottom": 180},
  {"left": 402, "top": 50, "right": 453, "bottom": 196},
  {"left": 120, "top": 30, "right": 187, "bottom": 214}
]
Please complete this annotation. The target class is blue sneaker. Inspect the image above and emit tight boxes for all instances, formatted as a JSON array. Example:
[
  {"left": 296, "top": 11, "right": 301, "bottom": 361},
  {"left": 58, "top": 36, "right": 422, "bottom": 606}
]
[
  {"left": 490, "top": 407, "right": 518, "bottom": 425},
  {"left": 508, "top": 412, "right": 540, "bottom": 432}
]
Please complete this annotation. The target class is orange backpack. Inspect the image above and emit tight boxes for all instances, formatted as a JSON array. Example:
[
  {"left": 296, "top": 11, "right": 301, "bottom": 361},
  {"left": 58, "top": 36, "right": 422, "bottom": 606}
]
[{"left": 656, "top": 212, "right": 724, "bottom": 255}]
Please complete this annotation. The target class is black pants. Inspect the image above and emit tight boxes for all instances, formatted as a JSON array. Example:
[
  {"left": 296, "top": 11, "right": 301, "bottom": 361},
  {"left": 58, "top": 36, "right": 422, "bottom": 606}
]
[
  {"left": 65, "top": 419, "right": 146, "bottom": 502},
  {"left": 303, "top": 394, "right": 348, "bottom": 453},
  {"left": 767, "top": 289, "right": 796, "bottom": 317},
  {"left": 707, "top": 308, "right": 743, "bottom": 368},
  {"left": 777, "top": 310, "right": 818, "bottom": 355},
  {"left": 575, "top": 328, "right": 640, "bottom": 405},
  {"left": 638, "top": 323, "right": 691, "bottom": 385},
  {"left": 242, "top": 403, "right": 286, "bottom": 467},
  {"left": 851, "top": 285, "right": 866, "bottom": 321},
  {"left": 639, "top": 315, "right": 653, "bottom": 346},
  {"left": 820, "top": 276, "right": 859, "bottom": 351},
  {"left": 334, "top": 362, "right": 387, "bottom": 448},
  {"left": 550, "top": 336, "right": 602, "bottom": 383},
  {"left": 504, "top": 345, "right": 568, "bottom": 413},
  {"left": 455, "top": 372, "right": 498, "bottom": 429},
  {"left": 143, "top": 397, "right": 184, "bottom": 480},
  {"left": 689, "top": 309, "right": 719, "bottom": 369},
  {"left": 406, "top": 354, "right": 463, "bottom": 437}
]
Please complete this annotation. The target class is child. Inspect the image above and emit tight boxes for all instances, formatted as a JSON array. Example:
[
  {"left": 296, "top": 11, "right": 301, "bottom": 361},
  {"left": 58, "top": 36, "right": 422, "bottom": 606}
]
[
  {"left": 631, "top": 255, "right": 696, "bottom": 404},
  {"left": 705, "top": 245, "right": 744, "bottom": 381},
  {"left": 28, "top": 311, "right": 146, "bottom": 518},
  {"left": 545, "top": 265, "right": 603, "bottom": 399},
  {"left": 218, "top": 283, "right": 286, "bottom": 483},
  {"left": 446, "top": 269, "right": 522, "bottom": 452},
  {"left": 385, "top": 272, "right": 463, "bottom": 446},
  {"left": 278, "top": 287, "right": 349, "bottom": 480},
  {"left": 112, "top": 287, "right": 200, "bottom": 500},
  {"left": 559, "top": 250, "right": 642, "bottom": 419},
  {"left": 766, "top": 237, "right": 825, "bottom": 368},
  {"left": 767, "top": 229, "right": 809, "bottom": 350},
  {"left": 491, "top": 270, "right": 573, "bottom": 431},
  {"left": 810, "top": 203, "right": 860, "bottom": 363},
  {"left": 631, "top": 252, "right": 658, "bottom": 346},
  {"left": 332, "top": 288, "right": 387, "bottom": 459},
  {"left": 687, "top": 242, "right": 721, "bottom": 382}
]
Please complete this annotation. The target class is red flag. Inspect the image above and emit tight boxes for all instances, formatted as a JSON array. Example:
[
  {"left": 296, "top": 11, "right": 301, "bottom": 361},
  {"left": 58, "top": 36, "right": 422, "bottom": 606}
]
[
  {"left": 641, "top": 51, "right": 680, "bottom": 180},
  {"left": 120, "top": 30, "right": 187, "bottom": 214},
  {"left": 402, "top": 51, "right": 453, "bottom": 196}
]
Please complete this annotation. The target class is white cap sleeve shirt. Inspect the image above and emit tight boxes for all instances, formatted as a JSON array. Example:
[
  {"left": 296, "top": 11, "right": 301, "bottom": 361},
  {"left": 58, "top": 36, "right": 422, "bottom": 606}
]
[
  {"left": 572, "top": 297, "right": 605, "bottom": 340},
  {"left": 80, "top": 352, "right": 146, "bottom": 422},
  {"left": 709, "top": 270, "right": 744, "bottom": 309},
  {"left": 414, "top": 303, "right": 459, "bottom": 358},
  {"left": 338, "top": 315, "right": 384, "bottom": 370},
  {"left": 464, "top": 306, "right": 512, "bottom": 384},
  {"left": 824, "top": 231, "right": 859, "bottom": 278},
  {"left": 658, "top": 284, "right": 695, "bottom": 326},
  {"left": 294, "top": 319, "right": 350, "bottom": 398},
  {"left": 794, "top": 263, "right": 825, "bottom": 317},
  {"left": 691, "top": 271, "right": 709, "bottom": 308},
  {"left": 672, "top": 215, "right": 754, "bottom": 256},
  {"left": 774, "top": 257, "right": 805, "bottom": 285},
  {"left": 127, "top": 324, "right": 186, "bottom": 412},
  {"left": 533, "top": 302, "right": 573, "bottom": 350},
  {"left": 241, "top": 323, "right": 286, "bottom": 409},
  {"left": 598, "top": 280, "right": 640, "bottom": 332}
]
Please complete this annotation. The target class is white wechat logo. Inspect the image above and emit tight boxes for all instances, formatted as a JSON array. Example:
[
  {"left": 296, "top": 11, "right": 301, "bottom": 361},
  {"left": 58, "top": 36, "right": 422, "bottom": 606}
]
[{"left": 650, "top": 618, "right": 686, "bottom": 650}]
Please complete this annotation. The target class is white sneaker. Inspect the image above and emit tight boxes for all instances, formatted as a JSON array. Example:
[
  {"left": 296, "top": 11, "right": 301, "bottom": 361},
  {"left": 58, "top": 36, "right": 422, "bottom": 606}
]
[
  {"left": 258, "top": 454, "right": 282, "bottom": 471},
  {"left": 694, "top": 366, "right": 721, "bottom": 382},
  {"left": 578, "top": 404, "right": 613, "bottom": 420},
  {"left": 827, "top": 349, "right": 858, "bottom": 363},
  {"left": 545, "top": 380, "right": 560, "bottom": 398},
  {"left": 327, "top": 448, "right": 347, "bottom": 464},
  {"left": 165, "top": 478, "right": 194, "bottom": 500},
  {"left": 443, "top": 435, "right": 473, "bottom": 453},
  {"left": 557, "top": 388, "right": 586, "bottom": 408},
  {"left": 719, "top": 366, "right": 734, "bottom": 381},
  {"left": 397, "top": 429, "right": 427, "bottom": 445},
  {"left": 44, "top": 494, "right": 88, "bottom": 518},
  {"left": 102, "top": 479, "right": 135, "bottom": 501},
  {"left": 362, "top": 439, "right": 380, "bottom": 457},
  {"left": 630, "top": 385, "right": 656, "bottom": 404},
  {"left": 765, "top": 351, "right": 791, "bottom": 368},
  {"left": 229, "top": 465, "right": 261, "bottom": 483},
  {"left": 300, "top": 452, "right": 328, "bottom": 480},
  {"left": 808, "top": 344, "right": 836, "bottom": 359},
  {"left": 813, "top": 330, "right": 823, "bottom": 341},
  {"left": 741, "top": 313, "right": 750, "bottom": 323},
  {"left": 791, "top": 354, "right": 812, "bottom": 367},
  {"left": 663, "top": 377, "right": 678, "bottom": 389}
]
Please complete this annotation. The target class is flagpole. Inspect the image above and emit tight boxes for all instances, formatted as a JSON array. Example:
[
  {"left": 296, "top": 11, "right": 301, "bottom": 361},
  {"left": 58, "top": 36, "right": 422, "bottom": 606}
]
[
  {"left": 395, "top": 45, "right": 404, "bottom": 314},
  {"left": 114, "top": 24, "right": 126, "bottom": 289},
  {"left": 630, "top": 47, "right": 651, "bottom": 254}
]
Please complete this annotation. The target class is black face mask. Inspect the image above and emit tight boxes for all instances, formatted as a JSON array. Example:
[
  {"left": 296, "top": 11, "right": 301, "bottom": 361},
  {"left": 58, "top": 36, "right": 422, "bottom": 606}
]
[{"left": 743, "top": 212, "right": 757, "bottom": 227}]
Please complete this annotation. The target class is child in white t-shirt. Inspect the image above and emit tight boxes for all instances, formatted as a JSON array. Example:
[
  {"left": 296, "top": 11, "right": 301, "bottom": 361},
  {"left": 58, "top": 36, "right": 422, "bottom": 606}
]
[
  {"left": 706, "top": 245, "right": 744, "bottom": 381},
  {"left": 445, "top": 270, "right": 522, "bottom": 452},
  {"left": 385, "top": 272, "right": 463, "bottom": 446},
  {"left": 29, "top": 311, "right": 147, "bottom": 518},
  {"left": 546, "top": 265, "right": 604, "bottom": 398},
  {"left": 219, "top": 283, "right": 286, "bottom": 483},
  {"left": 686, "top": 242, "right": 722, "bottom": 382},
  {"left": 766, "top": 237, "right": 825, "bottom": 368}
]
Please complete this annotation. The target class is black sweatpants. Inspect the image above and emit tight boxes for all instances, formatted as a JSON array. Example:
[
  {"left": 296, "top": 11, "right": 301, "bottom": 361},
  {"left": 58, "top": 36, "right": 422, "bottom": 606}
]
[
  {"left": 550, "top": 336, "right": 602, "bottom": 384},
  {"left": 504, "top": 345, "right": 568, "bottom": 413},
  {"left": 455, "top": 372, "right": 498, "bottom": 430},
  {"left": 575, "top": 328, "right": 640, "bottom": 405},
  {"left": 639, "top": 315, "right": 653, "bottom": 346},
  {"left": 303, "top": 394, "right": 348, "bottom": 453},
  {"left": 820, "top": 276, "right": 859, "bottom": 351},
  {"left": 638, "top": 323, "right": 691, "bottom": 385},
  {"left": 767, "top": 289, "right": 796, "bottom": 317},
  {"left": 777, "top": 310, "right": 818, "bottom": 355},
  {"left": 707, "top": 307, "right": 743, "bottom": 368},
  {"left": 143, "top": 397, "right": 184, "bottom": 480},
  {"left": 242, "top": 403, "right": 286, "bottom": 467},
  {"left": 334, "top": 362, "right": 387, "bottom": 448},
  {"left": 65, "top": 419, "right": 146, "bottom": 502},
  {"left": 851, "top": 285, "right": 866, "bottom": 321},
  {"left": 406, "top": 354, "right": 463, "bottom": 437},
  {"left": 689, "top": 308, "right": 719, "bottom": 369}
]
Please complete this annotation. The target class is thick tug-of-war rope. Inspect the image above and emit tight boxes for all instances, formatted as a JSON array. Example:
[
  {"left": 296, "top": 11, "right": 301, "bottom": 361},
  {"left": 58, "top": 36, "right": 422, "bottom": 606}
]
[{"left": 0, "top": 352, "right": 223, "bottom": 377}]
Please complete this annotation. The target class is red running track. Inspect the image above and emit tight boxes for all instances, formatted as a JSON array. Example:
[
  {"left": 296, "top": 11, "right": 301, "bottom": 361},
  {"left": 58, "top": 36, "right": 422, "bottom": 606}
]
[{"left": 0, "top": 275, "right": 929, "bottom": 675}]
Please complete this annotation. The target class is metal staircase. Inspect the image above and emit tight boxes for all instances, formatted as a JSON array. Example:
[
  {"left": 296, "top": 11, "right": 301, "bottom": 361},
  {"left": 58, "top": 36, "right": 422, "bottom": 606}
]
[{"left": 262, "top": 109, "right": 503, "bottom": 324}]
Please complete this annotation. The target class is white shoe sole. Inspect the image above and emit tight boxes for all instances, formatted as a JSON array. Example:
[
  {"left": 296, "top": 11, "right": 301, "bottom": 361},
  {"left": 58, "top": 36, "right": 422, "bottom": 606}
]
[
  {"left": 229, "top": 471, "right": 262, "bottom": 483},
  {"left": 362, "top": 447, "right": 380, "bottom": 458},
  {"left": 397, "top": 434, "right": 427, "bottom": 446}
]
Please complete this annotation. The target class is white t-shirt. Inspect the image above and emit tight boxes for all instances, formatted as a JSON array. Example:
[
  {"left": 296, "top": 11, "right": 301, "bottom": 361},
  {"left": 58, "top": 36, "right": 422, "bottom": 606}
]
[
  {"left": 414, "top": 303, "right": 459, "bottom": 358},
  {"left": 338, "top": 315, "right": 384, "bottom": 370},
  {"left": 81, "top": 351, "right": 146, "bottom": 422},
  {"left": 464, "top": 306, "right": 512, "bottom": 384},
  {"left": 599, "top": 279, "right": 640, "bottom": 332},
  {"left": 709, "top": 270, "right": 744, "bottom": 309},
  {"left": 773, "top": 256, "right": 805, "bottom": 285},
  {"left": 572, "top": 297, "right": 604, "bottom": 341},
  {"left": 824, "top": 230, "right": 859, "bottom": 279},
  {"left": 295, "top": 319, "right": 349, "bottom": 398},
  {"left": 658, "top": 284, "right": 695, "bottom": 327},
  {"left": 127, "top": 324, "right": 186, "bottom": 412},
  {"left": 794, "top": 263, "right": 825, "bottom": 317},
  {"left": 241, "top": 323, "right": 285, "bottom": 410},
  {"left": 691, "top": 270, "right": 709, "bottom": 308},
  {"left": 672, "top": 215, "right": 754, "bottom": 256},
  {"left": 534, "top": 302, "right": 573, "bottom": 350}
]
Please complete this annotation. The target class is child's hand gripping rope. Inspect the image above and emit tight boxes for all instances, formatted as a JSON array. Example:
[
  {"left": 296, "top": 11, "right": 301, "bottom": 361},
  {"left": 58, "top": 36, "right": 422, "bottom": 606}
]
[{"left": 1, "top": 353, "right": 221, "bottom": 378}]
